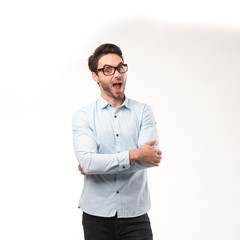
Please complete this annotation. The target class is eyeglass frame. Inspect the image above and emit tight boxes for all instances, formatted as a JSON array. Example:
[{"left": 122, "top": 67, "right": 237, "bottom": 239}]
[{"left": 97, "top": 63, "right": 128, "bottom": 76}]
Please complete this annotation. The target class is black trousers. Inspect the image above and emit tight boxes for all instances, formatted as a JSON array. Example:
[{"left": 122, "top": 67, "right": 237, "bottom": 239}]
[{"left": 82, "top": 212, "right": 153, "bottom": 240}]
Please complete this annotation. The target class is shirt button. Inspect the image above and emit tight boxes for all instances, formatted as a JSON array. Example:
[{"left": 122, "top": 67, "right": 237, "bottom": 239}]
[
  {"left": 116, "top": 134, "right": 119, "bottom": 137},
  {"left": 114, "top": 115, "right": 117, "bottom": 118},
  {"left": 117, "top": 191, "right": 119, "bottom": 194},
  {"left": 122, "top": 166, "right": 125, "bottom": 169}
]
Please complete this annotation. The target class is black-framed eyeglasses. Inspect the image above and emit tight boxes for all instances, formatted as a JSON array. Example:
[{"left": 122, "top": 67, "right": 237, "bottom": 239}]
[{"left": 97, "top": 64, "right": 128, "bottom": 76}]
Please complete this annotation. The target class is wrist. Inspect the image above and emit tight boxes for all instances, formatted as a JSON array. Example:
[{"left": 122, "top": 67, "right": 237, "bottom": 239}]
[{"left": 129, "top": 149, "right": 139, "bottom": 164}]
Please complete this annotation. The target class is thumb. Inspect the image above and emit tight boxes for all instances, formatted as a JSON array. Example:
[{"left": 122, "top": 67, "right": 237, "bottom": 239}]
[{"left": 146, "top": 140, "right": 157, "bottom": 146}]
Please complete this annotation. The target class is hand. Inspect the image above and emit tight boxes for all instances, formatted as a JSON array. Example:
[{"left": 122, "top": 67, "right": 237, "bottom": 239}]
[
  {"left": 78, "top": 164, "right": 85, "bottom": 175},
  {"left": 130, "top": 140, "right": 162, "bottom": 166}
]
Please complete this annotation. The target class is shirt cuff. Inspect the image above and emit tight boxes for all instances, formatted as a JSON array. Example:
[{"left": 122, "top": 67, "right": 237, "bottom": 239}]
[{"left": 117, "top": 151, "right": 130, "bottom": 172}]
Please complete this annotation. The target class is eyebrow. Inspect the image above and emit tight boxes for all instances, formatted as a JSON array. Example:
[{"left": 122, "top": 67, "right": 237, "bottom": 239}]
[{"left": 102, "top": 62, "right": 124, "bottom": 68}]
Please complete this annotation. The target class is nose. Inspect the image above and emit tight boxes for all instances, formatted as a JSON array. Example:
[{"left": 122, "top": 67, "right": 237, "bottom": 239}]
[{"left": 113, "top": 68, "right": 121, "bottom": 78}]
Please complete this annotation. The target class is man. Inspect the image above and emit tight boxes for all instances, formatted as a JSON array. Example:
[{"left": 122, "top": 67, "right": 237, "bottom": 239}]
[{"left": 72, "top": 43, "right": 162, "bottom": 240}]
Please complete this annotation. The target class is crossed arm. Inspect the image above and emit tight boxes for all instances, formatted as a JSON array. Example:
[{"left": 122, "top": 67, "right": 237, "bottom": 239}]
[
  {"left": 73, "top": 105, "right": 162, "bottom": 175},
  {"left": 78, "top": 140, "right": 162, "bottom": 175}
]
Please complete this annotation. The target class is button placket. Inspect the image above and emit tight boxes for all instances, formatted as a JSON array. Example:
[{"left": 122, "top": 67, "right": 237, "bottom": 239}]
[{"left": 113, "top": 111, "right": 121, "bottom": 153}]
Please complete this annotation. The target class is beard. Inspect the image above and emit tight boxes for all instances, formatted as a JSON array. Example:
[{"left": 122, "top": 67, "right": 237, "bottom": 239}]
[{"left": 99, "top": 78, "right": 126, "bottom": 100}]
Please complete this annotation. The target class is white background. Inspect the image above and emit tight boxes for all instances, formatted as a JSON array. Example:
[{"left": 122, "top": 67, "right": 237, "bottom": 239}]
[{"left": 0, "top": 0, "right": 240, "bottom": 239}]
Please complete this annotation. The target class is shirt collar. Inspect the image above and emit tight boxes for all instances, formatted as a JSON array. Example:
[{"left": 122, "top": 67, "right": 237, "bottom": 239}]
[
  {"left": 98, "top": 96, "right": 109, "bottom": 108},
  {"left": 98, "top": 95, "right": 131, "bottom": 110},
  {"left": 121, "top": 97, "right": 131, "bottom": 109}
]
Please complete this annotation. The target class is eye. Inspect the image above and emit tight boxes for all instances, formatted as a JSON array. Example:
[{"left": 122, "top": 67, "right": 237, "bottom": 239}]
[
  {"left": 104, "top": 67, "right": 114, "bottom": 74},
  {"left": 118, "top": 64, "right": 126, "bottom": 72},
  {"left": 118, "top": 65, "right": 124, "bottom": 71}
]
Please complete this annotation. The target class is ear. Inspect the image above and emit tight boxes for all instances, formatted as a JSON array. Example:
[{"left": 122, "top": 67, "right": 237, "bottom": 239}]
[{"left": 92, "top": 72, "right": 100, "bottom": 84}]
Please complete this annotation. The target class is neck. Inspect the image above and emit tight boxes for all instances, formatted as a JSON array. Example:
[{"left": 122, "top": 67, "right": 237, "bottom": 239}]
[{"left": 101, "top": 94, "right": 125, "bottom": 109}]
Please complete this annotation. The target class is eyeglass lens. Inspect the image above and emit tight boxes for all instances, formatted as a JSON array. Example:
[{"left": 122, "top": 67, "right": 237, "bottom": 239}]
[{"left": 103, "top": 65, "right": 127, "bottom": 75}]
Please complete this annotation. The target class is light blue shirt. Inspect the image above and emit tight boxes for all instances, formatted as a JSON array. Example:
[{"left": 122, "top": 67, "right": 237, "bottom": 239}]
[{"left": 72, "top": 96, "right": 159, "bottom": 218}]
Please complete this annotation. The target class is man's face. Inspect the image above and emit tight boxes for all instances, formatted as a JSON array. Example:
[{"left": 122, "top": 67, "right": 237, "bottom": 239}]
[{"left": 93, "top": 53, "right": 127, "bottom": 101}]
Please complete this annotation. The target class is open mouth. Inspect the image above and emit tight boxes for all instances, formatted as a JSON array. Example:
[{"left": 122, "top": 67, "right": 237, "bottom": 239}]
[{"left": 112, "top": 82, "right": 122, "bottom": 91}]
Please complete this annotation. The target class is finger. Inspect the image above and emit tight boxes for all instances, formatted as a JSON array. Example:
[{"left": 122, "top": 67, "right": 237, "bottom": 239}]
[
  {"left": 156, "top": 150, "right": 162, "bottom": 155},
  {"left": 147, "top": 140, "right": 157, "bottom": 146},
  {"left": 78, "top": 165, "right": 83, "bottom": 172},
  {"left": 153, "top": 162, "right": 159, "bottom": 167},
  {"left": 155, "top": 152, "right": 162, "bottom": 158}
]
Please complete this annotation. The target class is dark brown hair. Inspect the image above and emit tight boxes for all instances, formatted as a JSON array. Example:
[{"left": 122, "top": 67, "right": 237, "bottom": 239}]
[{"left": 88, "top": 43, "right": 124, "bottom": 74}]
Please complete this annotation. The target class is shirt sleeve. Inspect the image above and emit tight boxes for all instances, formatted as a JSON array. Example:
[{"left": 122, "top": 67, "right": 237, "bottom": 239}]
[
  {"left": 72, "top": 109, "right": 131, "bottom": 175},
  {"left": 122, "top": 104, "right": 160, "bottom": 173}
]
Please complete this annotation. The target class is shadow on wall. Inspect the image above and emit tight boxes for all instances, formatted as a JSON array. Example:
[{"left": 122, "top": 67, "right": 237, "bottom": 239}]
[
  {"left": 72, "top": 18, "right": 240, "bottom": 240},
  {"left": 77, "top": 18, "right": 240, "bottom": 143},
  {"left": 76, "top": 17, "right": 240, "bottom": 152},
  {"left": 77, "top": 17, "right": 240, "bottom": 104}
]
